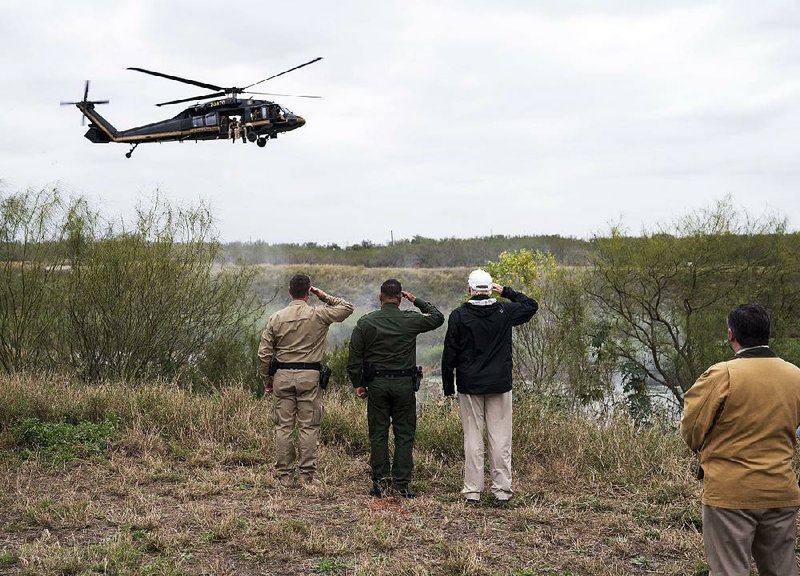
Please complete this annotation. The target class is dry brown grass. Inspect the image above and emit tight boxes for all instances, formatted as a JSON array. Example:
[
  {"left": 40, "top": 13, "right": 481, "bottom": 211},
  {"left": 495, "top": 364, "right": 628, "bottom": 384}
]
[{"left": 0, "top": 374, "right": 708, "bottom": 576}]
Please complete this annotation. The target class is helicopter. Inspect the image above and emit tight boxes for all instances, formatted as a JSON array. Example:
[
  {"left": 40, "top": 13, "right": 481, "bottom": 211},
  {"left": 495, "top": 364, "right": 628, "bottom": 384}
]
[{"left": 61, "top": 57, "right": 322, "bottom": 158}]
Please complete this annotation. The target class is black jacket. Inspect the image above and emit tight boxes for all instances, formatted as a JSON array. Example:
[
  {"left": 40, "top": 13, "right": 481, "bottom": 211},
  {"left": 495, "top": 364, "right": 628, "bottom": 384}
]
[{"left": 441, "top": 287, "right": 538, "bottom": 396}]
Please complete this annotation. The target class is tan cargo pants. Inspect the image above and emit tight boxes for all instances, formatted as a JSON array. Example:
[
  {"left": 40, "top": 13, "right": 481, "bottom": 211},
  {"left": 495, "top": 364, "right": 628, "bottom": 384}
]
[
  {"left": 272, "top": 369, "right": 322, "bottom": 480},
  {"left": 458, "top": 391, "right": 513, "bottom": 501},
  {"left": 703, "top": 504, "right": 799, "bottom": 576}
]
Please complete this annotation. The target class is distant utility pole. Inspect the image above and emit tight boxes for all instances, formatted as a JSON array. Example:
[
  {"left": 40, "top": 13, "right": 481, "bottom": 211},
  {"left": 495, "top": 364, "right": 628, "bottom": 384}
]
[{"left": 390, "top": 230, "right": 394, "bottom": 246}]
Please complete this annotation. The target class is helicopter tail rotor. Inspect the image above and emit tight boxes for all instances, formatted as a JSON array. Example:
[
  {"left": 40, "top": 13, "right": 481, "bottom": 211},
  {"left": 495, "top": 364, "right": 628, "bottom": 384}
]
[{"left": 61, "top": 80, "right": 109, "bottom": 125}]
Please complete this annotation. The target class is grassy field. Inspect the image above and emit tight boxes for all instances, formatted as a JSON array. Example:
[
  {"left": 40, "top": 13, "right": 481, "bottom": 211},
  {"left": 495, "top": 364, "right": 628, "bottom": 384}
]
[{"left": 0, "top": 374, "right": 711, "bottom": 576}]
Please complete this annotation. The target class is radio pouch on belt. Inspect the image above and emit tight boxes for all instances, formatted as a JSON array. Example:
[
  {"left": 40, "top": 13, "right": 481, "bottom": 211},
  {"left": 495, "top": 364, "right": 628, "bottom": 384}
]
[
  {"left": 413, "top": 366, "right": 423, "bottom": 392},
  {"left": 319, "top": 365, "right": 331, "bottom": 390},
  {"left": 268, "top": 357, "right": 278, "bottom": 377}
]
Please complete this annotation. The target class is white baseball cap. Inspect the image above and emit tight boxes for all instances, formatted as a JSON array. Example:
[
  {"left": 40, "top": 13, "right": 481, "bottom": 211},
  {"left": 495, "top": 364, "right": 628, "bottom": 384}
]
[{"left": 468, "top": 269, "right": 493, "bottom": 291}]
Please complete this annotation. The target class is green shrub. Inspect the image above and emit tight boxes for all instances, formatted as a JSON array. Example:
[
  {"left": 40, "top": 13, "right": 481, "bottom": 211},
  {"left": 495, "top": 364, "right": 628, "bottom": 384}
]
[
  {"left": 486, "top": 250, "right": 614, "bottom": 409},
  {"left": 66, "top": 198, "right": 258, "bottom": 385},
  {"left": 12, "top": 417, "right": 115, "bottom": 463},
  {"left": 320, "top": 390, "right": 369, "bottom": 455},
  {"left": 323, "top": 340, "right": 351, "bottom": 390},
  {"left": 0, "top": 188, "right": 260, "bottom": 387},
  {"left": 0, "top": 549, "right": 17, "bottom": 566}
]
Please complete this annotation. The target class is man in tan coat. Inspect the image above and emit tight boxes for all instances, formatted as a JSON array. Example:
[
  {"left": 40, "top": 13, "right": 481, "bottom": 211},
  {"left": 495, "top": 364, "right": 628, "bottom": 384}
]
[
  {"left": 258, "top": 273, "right": 353, "bottom": 486},
  {"left": 681, "top": 304, "right": 800, "bottom": 575}
]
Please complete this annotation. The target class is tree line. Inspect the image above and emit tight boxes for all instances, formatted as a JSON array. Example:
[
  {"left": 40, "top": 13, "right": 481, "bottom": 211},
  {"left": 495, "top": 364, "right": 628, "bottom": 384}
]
[
  {"left": 220, "top": 234, "right": 592, "bottom": 267},
  {"left": 2, "top": 188, "right": 798, "bottom": 420}
]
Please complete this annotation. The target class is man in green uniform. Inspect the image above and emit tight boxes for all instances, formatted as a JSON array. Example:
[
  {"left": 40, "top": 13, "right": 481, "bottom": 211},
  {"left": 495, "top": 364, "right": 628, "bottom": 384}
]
[
  {"left": 258, "top": 273, "right": 353, "bottom": 487},
  {"left": 347, "top": 279, "right": 444, "bottom": 498}
]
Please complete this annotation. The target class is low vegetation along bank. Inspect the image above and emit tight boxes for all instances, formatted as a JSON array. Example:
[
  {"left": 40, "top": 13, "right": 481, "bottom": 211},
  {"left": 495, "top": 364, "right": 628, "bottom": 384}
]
[
  {"left": 0, "top": 375, "right": 707, "bottom": 575},
  {"left": 3, "top": 187, "right": 797, "bottom": 574}
]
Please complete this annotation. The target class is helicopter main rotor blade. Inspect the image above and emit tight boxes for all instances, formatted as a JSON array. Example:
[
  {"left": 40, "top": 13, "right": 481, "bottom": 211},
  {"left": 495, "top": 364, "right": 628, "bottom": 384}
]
[
  {"left": 245, "top": 91, "right": 322, "bottom": 99},
  {"left": 127, "top": 67, "right": 224, "bottom": 92},
  {"left": 244, "top": 57, "right": 323, "bottom": 90},
  {"left": 155, "top": 91, "right": 227, "bottom": 107}
]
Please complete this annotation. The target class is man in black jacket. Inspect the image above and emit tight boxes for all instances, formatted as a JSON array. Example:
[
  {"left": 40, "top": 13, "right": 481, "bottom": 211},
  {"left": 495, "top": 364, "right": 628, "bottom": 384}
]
[{"left": 441, "top": 269, "right": 538, "bottom": 502}]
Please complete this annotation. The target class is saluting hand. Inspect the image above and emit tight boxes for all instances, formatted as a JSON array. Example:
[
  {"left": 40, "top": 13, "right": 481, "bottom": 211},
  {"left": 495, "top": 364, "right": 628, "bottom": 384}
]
[
  {"left": 491, "top": 283, "right": 504, "bottom": 295},
  {"left": 309, "top": 286, "right": 325, "bottom": 298},
  {"left": 401, "top": 290, "right": 416, "bottom": 303}
]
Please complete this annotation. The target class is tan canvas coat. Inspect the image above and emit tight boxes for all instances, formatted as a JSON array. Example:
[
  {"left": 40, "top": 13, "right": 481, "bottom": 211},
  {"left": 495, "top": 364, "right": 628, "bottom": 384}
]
[{"left": 681, "top": 347, "right": 800, "bottom": 508}]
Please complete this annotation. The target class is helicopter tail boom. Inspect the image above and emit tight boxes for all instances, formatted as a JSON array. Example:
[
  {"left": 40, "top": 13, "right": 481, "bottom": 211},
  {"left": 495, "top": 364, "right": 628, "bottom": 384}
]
[{"left": 77, "top": 102, "right": 119, "bottom": 143}]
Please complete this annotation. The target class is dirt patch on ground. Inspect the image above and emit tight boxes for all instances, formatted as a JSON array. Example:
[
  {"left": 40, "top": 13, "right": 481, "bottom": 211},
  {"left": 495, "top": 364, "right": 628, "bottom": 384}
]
[{"left": 0, "top": 442, "right": 705, "bottom": 576}]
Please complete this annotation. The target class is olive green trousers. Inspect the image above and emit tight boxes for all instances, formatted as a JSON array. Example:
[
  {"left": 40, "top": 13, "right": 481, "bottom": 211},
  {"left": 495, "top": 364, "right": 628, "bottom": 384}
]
[{"left": 367, "top": 377, "right": 416, "bottom": 488}]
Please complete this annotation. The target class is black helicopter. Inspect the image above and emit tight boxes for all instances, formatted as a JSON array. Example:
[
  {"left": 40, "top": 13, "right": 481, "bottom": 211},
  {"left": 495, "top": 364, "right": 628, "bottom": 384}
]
[{"left": 61, "top": 57, "right": 322, "bottom": 158}]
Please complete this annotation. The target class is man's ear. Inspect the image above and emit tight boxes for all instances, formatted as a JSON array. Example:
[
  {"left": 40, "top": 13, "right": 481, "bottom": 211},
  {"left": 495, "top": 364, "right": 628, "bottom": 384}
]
[{"left": 727, "top": 326, "right": 736, "bottom": 344}]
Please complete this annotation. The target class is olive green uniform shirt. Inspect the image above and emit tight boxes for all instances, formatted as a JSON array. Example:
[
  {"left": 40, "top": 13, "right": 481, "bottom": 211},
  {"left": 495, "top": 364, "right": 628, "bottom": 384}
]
[
  {"left": 258, "top": 294, "right": 353, "bottom": 385},
  {"left": 347, "top": 299, "right": 444, "bottom": 387}
]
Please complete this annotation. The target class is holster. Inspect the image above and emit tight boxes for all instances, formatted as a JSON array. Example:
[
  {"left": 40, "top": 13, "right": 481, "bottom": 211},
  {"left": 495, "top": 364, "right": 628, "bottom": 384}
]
[
  {"left": 412, "top": 366, "right": 423, "bottom": 392},
  {"left": 268, "top": 357, "right": 278, "bottom": 377},
  {"left": 361, "top": 363, "right": 375, "bottom": 388},
  {"left": 319, "top": 365, "right": 331, "bottom": 390}
]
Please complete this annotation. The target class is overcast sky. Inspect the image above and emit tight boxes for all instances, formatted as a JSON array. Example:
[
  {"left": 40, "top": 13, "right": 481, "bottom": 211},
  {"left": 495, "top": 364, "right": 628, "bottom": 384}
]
[{"left": 1, "top": 1, "right": 798, "bottom": 244}]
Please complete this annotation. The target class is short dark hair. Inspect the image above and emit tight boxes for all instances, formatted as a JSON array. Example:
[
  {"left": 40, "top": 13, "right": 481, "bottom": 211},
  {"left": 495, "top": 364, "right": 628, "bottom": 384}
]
[
  {"left": 727, "top": 304, "right": 770, "bottom": 347},
  {"left": 289, "top": 273, "right": 311, "bottom": 299},
  {"left": 380, "top": 279, "right": 402, "bottom": 299}
]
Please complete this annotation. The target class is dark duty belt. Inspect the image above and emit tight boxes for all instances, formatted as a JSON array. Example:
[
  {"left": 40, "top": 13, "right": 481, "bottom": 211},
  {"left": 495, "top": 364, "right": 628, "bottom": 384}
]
[
  {"left": 373, "top": 368, "right": 416, "bottom": 379},
  {"left": 275, "top": 362, "right": 322, "bottom": 371}
]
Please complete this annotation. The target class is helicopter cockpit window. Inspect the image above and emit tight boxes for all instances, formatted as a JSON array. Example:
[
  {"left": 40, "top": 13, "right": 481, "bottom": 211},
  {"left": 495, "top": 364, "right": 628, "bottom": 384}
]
[
  {"left": 204, "top": 112, "right": 217, "bottom": 126},
  {"left": 192, "top": 116, "right": 204, "bottom": 128},
  {"left": 269, "top": 105, "right": 284, "bottom": 120}
]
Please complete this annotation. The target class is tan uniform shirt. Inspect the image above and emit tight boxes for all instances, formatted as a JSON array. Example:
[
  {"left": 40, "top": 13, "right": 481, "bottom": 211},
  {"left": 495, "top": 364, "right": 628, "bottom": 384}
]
[
  {"left": 681, "top": 348, "right": 800, "bottom": 508},
  {"left": 257, "top": 294, "right": 353, "bottom": 383}
]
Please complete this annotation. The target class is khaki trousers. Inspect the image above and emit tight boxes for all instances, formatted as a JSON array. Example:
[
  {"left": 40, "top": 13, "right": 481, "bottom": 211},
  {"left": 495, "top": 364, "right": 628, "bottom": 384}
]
[
  {"left": 272, "top": 369, "right": 321, "bottom": 479},
  {"left": 458, "top": 391, "right": 512, "bottom": 500},
  {"left": 703, "top": 504, "right": 799, "bottom": 576}
]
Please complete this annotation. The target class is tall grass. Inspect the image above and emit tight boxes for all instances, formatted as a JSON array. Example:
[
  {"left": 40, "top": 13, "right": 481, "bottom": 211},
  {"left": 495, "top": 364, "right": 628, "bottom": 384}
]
[{"left": 0, "top": 374, "right": 692, "bottom": 495}]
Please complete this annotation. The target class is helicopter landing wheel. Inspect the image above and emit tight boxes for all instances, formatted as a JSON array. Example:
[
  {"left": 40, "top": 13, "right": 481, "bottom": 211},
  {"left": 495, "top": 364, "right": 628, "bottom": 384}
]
[
  {"left": 125, "top": 143, "right": 139, "bottom": 158},
  {"left": 256, "top": 137, "right": 267, "bottom": 148}
]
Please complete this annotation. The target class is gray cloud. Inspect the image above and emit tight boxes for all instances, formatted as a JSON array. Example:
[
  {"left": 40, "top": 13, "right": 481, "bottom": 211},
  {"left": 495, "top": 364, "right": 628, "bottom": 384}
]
[{"left": 1, "top": 0, "right": 799, "bottom": 243}]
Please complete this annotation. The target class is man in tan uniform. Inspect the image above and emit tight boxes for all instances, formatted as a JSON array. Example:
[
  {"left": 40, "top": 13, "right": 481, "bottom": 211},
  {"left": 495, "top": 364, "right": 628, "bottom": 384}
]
[
  {"left": 681, "top": 304, "right": 800, "bottom": 576},
  {"left": 258, "top": 273, "right": 353, "bottom": 486}
]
